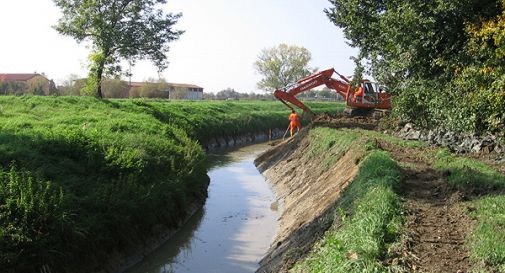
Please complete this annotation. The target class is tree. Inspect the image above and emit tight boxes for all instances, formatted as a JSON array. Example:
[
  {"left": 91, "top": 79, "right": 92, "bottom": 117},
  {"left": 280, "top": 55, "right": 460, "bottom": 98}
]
[
  {"left": 58, "top": 74, "right": 82, "bottom": 96},
  {"left": 254, "top": 44, "right": 315, "bottom": 92},
  {"left": 140, "top": 78, "right": 169, "bottom": 98},
  {"left": 102, "top": 78, "right": 129, "bottom": 98},
  {"left": 325, "top": 0, "right": 505, "bottom": 132},
  {"left": 53, "top": 0, "right": 184, "bottom": 98},
  {"left": 317, "top": 87, "right": 337, "bottom": 100},
  {"left": 0, "top": 81, "right": 26, "bottom": 95},
  {"left": 216, "top": 88, "right": 240, "bottom": 100},
  {"left": 325, "top": 0, "right": 501, "bottom": 87}
]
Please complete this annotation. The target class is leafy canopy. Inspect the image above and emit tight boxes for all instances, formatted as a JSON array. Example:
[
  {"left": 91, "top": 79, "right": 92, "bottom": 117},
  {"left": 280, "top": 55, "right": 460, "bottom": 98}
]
[
  {"left": 53, "top": 0, "right": 183, "bottom": 98},
  {"left": 325, "top": 0, "right": 500, "bottom": 87},
  {"left": 254, "top": 44, "right": 316, "bottom": 92}
]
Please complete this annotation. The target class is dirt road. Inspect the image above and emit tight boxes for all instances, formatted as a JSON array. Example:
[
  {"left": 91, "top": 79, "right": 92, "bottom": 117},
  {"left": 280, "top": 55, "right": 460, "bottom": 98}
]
[{"left": 382, "top": 142, "right": 475, "bottom": 272}]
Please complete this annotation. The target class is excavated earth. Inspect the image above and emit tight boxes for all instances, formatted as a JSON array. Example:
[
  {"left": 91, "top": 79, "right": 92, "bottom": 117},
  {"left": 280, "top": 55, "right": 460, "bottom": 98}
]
[
  {"left": 254, "top": 114, "right": 374, "bottom": 272},
  {"left": 254, "top": 113, "right": 499, "bottom": 273}
]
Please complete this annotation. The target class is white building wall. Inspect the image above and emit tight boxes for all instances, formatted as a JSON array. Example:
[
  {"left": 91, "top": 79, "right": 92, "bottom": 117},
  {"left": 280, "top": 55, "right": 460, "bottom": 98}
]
[{"left": 186, "top": 90, "right": 203, "bottom": 100}]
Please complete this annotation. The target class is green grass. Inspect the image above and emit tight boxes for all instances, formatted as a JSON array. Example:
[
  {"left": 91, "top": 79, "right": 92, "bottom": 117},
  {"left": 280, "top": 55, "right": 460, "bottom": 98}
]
[
  {"left": 306, "top": 128, "right": 360, "bottom": 171},
  {"left": 433, "top": 149, "right": 505, "bottom": 190},
  {"left": 0, "top": 96, "right": 344, "bottom": 272},
  {"left": 292, "top": 148, "right": 403, "bottom": 273},
  {"left": 468, "top": 196, "right": 505, "bottom": 271}
]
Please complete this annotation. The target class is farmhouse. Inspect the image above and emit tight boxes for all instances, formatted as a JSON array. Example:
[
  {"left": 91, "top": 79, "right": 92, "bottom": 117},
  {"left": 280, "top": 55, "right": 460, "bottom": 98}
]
[{"left": 0, "top": 73, "right": 56, "bottom": 95}]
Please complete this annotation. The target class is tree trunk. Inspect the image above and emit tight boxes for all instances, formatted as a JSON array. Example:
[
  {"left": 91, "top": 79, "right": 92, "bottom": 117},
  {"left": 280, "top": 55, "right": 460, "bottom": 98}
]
[{"left": 96, "top": 64, "right": 104, "bottom": 99}]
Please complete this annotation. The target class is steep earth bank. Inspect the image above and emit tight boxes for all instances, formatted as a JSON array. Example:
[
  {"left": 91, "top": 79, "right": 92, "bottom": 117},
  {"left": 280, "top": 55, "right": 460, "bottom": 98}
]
[{"left": 254, "top": 127, "right": 365, "bottom": 272}]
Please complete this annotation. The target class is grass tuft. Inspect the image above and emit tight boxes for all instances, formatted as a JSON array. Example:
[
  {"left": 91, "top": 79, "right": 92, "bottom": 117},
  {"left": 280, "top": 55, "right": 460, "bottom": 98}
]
[{"left": 434, "top": 149, "right": 505, "bottom": 190}]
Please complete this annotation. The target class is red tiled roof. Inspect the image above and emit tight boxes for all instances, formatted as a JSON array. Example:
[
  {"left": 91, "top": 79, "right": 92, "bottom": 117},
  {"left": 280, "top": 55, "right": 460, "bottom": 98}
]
[{"left": 0, "top": 73, "right": 40, "bottom": 81}]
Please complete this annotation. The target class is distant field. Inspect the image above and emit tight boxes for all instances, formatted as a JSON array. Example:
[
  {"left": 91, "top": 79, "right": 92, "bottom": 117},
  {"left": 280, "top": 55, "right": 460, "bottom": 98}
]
[{"left": 0, "top": 96, "right": 343, "bottom": 272}]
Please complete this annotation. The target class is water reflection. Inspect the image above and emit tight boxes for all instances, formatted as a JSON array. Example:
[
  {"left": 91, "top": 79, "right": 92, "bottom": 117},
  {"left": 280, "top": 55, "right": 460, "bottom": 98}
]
[{"left": 126, "top": 143, "right": 278, "bottom": 273}]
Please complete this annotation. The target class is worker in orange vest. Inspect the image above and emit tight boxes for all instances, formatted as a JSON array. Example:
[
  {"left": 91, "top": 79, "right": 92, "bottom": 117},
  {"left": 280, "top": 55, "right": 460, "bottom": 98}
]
[
  {"left": 288, "top": 110, "right": 302, "bottom": 137},
  {"left": 353, "top": 86, "right": 364, "bottom": 103}
]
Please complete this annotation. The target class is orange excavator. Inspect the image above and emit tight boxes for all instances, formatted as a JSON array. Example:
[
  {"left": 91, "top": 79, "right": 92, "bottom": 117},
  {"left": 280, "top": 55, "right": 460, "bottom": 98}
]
[{"left": 273, "top": 68, "right": 391, "bottom": 116}]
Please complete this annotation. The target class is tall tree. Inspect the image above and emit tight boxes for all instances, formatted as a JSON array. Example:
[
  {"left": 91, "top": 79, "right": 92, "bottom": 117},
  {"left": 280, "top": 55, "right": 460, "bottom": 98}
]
[
  {"left": 53, "top": 0, "right": 183, "bottom": 98},
  {"left": 254, "top": 44, "right": 316, "bottom": 92},
  {"left": 325, "top": 0, "right": 501, "bottom": 87}
]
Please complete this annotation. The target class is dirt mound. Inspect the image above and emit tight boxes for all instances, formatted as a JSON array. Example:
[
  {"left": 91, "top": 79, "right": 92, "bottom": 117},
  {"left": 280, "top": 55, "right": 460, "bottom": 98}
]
[
  {"left": 255, "top": 127, "right": 365, "bottom": 273},
  {"left": 312, "top": 112, "right": 379, "bottom": 130}
]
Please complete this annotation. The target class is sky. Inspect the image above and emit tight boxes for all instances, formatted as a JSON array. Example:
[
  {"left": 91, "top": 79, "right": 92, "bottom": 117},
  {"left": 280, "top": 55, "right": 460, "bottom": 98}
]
[{"left": 0, "top": 0, "right": 358, "bottom": 93}]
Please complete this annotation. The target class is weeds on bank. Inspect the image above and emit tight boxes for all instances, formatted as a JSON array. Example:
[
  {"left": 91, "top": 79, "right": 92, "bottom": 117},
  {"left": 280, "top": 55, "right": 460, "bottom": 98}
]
[
  {"left": 292, "top": 150, "right": 404, "bottom": 273},
  {"left": 299, "top": 125, "right": 505, "bottom": 272},
  {"left": 468, "top": 195, "right": 505, "bottom": 270},
  {"left": 306, "top": 128, "right": 359, "bottom": 171},
  {"left": 434, "top": 149, "right": 505, "bottom": 190}
]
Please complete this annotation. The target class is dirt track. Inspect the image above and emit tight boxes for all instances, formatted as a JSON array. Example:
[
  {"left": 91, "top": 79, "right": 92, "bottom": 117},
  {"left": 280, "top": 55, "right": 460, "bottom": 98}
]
[{"left": 382, "top": 142, "right": 474, "bottom": 272}]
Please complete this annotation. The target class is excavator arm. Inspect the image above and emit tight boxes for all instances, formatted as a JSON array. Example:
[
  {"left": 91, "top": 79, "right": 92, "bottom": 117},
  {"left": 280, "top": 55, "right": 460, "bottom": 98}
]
[{"left": 273, "top": 68, "right": 351, "bottom": 114}]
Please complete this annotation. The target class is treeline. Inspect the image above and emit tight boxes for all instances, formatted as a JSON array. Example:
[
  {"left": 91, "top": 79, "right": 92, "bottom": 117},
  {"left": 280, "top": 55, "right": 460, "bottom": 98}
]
[
  {"left": 58, "top": 77, "right": 175, "bottom": 98},
  {"left": 206, "top": 87, "right": 343, "bottom": 101},
  {"left": 327, "top": 0, "right": 505, "bottom": 133},
  {"left": 0, "top": 77, "right": 57, "bottom": 96},
  {"left": 1, "top": 76, "right": 343, "bottom": 101}
]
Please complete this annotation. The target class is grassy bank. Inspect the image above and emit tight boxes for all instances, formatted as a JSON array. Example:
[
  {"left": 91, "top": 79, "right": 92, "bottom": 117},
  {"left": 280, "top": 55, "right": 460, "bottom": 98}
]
[
  {"left": 293, "top": 133, "right": 403, "bottom": 273},
  {"left": 0, "top": 96, "right": 343, "bottom": 272}
]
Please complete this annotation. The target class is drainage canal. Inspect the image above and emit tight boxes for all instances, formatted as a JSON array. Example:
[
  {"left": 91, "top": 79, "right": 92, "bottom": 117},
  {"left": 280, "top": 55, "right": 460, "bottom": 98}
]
[{"left": 125, "top": 143, "right": 278, "bottom": 273}]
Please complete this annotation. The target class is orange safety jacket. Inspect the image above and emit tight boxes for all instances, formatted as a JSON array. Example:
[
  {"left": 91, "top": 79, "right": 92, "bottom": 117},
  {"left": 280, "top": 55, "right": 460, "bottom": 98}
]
[
  {"left": 353, "top": 86, "right": 364, "bottom": 102},
  {"left": 289, "top": 113, "right": 301, "bottom": 127}
]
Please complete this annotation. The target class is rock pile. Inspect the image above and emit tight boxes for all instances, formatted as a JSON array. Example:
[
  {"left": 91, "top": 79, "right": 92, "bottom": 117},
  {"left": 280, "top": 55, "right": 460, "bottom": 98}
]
[{"left": 395, "top": 123, "right": 504, "bottom": 157}]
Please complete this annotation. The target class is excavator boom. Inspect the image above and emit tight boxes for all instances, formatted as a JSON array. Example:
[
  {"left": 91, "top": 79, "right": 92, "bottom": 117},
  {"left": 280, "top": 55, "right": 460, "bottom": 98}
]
[{"left": 273, "top": 68, "right": 391, "bottom": 115}]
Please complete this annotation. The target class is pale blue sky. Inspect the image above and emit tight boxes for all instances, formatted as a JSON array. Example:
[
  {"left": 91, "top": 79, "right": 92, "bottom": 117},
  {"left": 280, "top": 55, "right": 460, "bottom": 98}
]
[{"left": 0, "top": 0, "right": 358, "bottom": 93}]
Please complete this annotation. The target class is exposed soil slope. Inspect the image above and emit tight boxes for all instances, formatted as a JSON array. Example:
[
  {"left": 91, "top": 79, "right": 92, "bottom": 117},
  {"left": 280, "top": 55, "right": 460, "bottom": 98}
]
[{"left": 255, "top": 127, "right": 365, "bottom": 272}]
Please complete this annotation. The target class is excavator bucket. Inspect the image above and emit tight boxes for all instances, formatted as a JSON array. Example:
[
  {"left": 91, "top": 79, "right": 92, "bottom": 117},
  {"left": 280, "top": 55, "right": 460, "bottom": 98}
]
[{"left": 273, "top": 89, "right": 313, "bottom": 115}]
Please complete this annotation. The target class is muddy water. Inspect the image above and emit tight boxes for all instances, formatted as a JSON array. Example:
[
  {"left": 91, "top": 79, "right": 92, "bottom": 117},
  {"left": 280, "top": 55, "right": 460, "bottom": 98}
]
[{"left": 126, "top": 143, "right": 278, "bottom": 273}]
